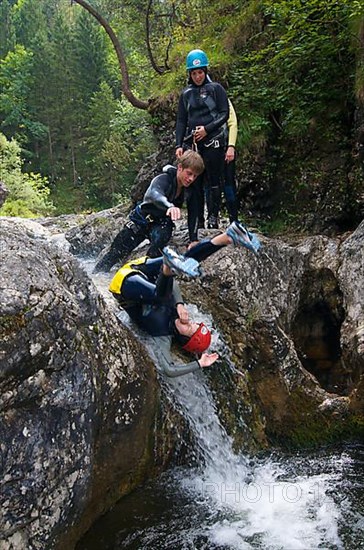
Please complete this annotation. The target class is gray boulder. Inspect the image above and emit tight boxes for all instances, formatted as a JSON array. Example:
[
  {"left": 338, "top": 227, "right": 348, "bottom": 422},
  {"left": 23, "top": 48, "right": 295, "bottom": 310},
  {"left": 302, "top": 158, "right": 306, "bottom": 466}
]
[
  {"left": 178, "top": 221, "right": 364, "bottom": 447},
  {"left": 0, "top": 217, "right": 178, "bottom": 549}
]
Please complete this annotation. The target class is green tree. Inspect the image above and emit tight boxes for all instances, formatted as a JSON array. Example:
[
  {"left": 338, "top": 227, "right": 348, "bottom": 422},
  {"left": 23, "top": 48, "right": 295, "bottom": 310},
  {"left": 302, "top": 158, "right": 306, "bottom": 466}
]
[
  {"left": 0, "top": 0, "right": 15, "bottom": 60},
  {"left": 0, "top": 44, "right": 47, "bottom": 148},
  {"left": 85, "top": 82, "right": 156, "bottom": 207},
  {"left": 0, "top": 132, "right": 54, "bottom": 217},
  {"left": 72, "top": 10, "right": 109, "bottom": 102}
]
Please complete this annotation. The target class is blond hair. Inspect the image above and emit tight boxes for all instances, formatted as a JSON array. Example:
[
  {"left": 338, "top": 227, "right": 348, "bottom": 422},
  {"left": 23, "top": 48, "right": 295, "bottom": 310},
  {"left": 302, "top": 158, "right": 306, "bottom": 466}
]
[{"left": 177, "top": 150, "right": 204, "bottom": 175}]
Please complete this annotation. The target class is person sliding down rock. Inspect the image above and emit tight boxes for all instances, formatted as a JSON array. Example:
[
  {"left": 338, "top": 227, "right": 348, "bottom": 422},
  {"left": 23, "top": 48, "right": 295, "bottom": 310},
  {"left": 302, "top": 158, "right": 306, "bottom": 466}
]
[
  {"left": 93, "top": 150, "right": 205, "bottom": 273},
  {"left": 109, "top": 221, "right": 261, "bottom": 377}
]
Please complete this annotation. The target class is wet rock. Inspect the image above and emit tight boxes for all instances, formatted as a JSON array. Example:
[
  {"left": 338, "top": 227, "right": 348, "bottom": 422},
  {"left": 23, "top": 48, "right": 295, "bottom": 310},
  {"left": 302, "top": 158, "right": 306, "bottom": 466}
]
[
  {"left": 36, "top": 209, "right": 364, "bottom": 449},
  {"left": 0, "top": 217, "right": 182, "bottom": 550},
  {"left": 178, "top": 222, "right": 364, "bottom": 448}
]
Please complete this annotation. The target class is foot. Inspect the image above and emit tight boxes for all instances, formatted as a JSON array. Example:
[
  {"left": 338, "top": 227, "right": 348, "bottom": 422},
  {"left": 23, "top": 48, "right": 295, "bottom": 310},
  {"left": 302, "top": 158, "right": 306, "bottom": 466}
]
[
  {"left": 162, "top": 246, "right": 201, "bottom": 277},
  {"left": 226, "top": 221, "right": 261, "bottom": 255},
  {"left": 207, "top": 215, "right": 219, "bottom": 229}
]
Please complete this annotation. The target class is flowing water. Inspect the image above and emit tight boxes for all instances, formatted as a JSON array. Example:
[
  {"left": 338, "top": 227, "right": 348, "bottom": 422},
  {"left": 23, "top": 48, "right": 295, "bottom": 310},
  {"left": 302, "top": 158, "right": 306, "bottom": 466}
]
[{"left": 77, "top": 259, "right": 363, "bottom": 550}]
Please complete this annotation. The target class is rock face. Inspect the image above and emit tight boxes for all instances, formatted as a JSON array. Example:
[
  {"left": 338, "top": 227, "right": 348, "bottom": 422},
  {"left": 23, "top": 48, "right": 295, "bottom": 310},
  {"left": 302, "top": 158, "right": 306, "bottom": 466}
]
[
  {"left": 0, "top": 214, "right": 363, "bottom": 548},
  {"left": 181, "top": 222, "right": 364, "bottom": 448},
  {"left": 0, "top": 218, "right": 184, "bottom": 550}
]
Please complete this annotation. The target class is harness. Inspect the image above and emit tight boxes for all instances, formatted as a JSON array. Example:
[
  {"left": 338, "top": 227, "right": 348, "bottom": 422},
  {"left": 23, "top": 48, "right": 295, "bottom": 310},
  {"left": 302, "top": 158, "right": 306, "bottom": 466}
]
[
  {"left": 183, "top": 85, "right": 226, "bottom": 150},
  {"left": 109, "top": 256, "right": 148, "bottom": 295}
]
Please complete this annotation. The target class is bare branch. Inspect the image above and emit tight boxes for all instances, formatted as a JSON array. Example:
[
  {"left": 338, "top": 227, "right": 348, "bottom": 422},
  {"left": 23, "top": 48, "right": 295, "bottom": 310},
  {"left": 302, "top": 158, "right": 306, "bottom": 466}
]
[
  {"left": 145, "top": 0, "right": 171, "bottom": 74},
  {"left": 146, "top": 0, "right": 164, "bottom": 74},
  {"left": 72, "top": 0, "right": 149, "bottom": 110}
]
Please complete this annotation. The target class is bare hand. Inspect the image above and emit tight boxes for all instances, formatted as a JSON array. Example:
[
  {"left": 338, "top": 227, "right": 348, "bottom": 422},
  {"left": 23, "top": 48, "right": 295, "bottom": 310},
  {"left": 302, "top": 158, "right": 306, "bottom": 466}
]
[
  {"left": 194, "top": 126, "right": 207, "bottom": 142},
  {"left": 225, "top": 146, "right": 235, "bottom": 163},
  {"left": 199, "top": 352, "right": 219, "bottom": 368},
  {"left": 176, "top": 303, "right": 189, "bottom": 324},
  {"left": 176, "top": 147, "right": 183, "bottom": 158},
  {"left": 166, "top": 206, "right": 181, "bottom": 221}
]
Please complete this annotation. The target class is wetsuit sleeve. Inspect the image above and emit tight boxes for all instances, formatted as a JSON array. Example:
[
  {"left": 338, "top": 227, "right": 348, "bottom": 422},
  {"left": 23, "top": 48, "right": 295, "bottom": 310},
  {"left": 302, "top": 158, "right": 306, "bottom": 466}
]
[
  {"left": 122, "top": 273, "right": 166, "bottom": 304},
  {"left": 176, "top": 92, "right": 188, "bottom": 148},
  {"left": 143, "top": 174, "right": 174, "bottom": 212},
  {"left": 227, "top": 99, "right": 238, "bottom": 147},
  {"left": 204, "top": 83, "right": 229, "bottom": 136},
  {"left": 163, "top": 358, "right": 201, "bottom": 378},
  {"left": 153, "top": 336, "right": 201, "bottom": 378},
  {"left": 172, "top": 280, "right": 183, "bottom": 305}
]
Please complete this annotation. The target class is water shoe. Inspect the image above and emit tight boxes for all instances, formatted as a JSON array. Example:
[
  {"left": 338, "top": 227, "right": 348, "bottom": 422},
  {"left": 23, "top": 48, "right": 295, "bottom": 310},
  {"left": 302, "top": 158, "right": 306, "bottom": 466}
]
[
  {"left": 226, "top": 221, "right": 261, "bottom": 255},
  {"left": 162, "top": 246, "right": 201, "bottom": 277}
]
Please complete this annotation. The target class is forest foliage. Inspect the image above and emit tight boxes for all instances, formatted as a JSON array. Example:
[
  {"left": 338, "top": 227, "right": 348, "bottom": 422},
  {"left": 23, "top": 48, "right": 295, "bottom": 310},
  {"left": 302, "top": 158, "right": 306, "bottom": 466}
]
[{"left": 0, "top": 0, "right": 363, "bottom": 218}]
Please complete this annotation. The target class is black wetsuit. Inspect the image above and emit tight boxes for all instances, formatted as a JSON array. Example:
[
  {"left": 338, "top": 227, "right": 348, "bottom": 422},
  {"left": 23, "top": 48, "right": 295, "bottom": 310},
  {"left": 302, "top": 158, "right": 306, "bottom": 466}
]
[
  {"left": 111, "top": 239, "right": 223, "bottom": 377},
  {"left": 176, "top": 75, "right": 229, "bottom": 225},
  {"left": 94, "top": 166, "right": 199, "bottom": 272}
]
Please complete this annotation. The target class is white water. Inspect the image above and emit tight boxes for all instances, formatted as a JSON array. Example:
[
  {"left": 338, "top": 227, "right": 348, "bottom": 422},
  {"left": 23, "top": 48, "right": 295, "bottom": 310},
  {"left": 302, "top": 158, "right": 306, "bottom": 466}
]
[
  {"left": 162, "top": 369, "right": 344, "bottom": 550},
  {"left": 83, "top": 257, "right": 351, "bottom": 550}
]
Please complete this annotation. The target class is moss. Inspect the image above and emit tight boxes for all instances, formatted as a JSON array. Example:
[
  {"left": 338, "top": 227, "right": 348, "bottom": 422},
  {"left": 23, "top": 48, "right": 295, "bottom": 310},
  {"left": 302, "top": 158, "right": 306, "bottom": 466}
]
[
  {"left": 269, "top": 389, "right": 364, "bottom": 449},
  {"left": 92, "top": 217, "right": 111, "bottom": 226},
  {"left": 0, "top": 313, "right": 26, "bottom": 336}
]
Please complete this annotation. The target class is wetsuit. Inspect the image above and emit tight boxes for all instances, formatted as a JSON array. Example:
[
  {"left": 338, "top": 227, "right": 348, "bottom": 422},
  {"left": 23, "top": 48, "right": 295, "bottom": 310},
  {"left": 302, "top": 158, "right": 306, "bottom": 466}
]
[
  {"left": 110, "top": 239, "right": 224, "bottom": 377},
  {"left": 176, "top": 75, "right": 229, "bottom": 227},
  {"left": 94, "top": 166, "right": 199, "bottom": 272}
]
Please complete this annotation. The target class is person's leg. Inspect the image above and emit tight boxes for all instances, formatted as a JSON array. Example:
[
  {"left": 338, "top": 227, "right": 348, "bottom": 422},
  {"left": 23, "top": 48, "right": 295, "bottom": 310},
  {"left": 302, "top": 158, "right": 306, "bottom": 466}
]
[
  {"left": 121, "top": 259, "right": 173, "bottom": 303},
  {"left": 224, "top": 158, "right": 239, "bottom": 222},
  {"left": 194, "top": 174, "right": 205, "bottom": 228},
  {"left": 122, "top": 273, "right": 160, "bottom": 303},
  {"left": 136, "top": 257, "right": 163, "bottom": 280},
  {"left": 147, "top": 217, "right": 174, "bottom": 258},
  {"left": 185, "top": 223, "right": 261, "bottom": 261},
  {"left": 202, "top": 145, "right": 225, "bottom": 227},
  {"left": 184, "top": 233, "right": 231, "bottom": 262},
  {"left": 94, "top": 221, "right": 146, "bottom": 272}
]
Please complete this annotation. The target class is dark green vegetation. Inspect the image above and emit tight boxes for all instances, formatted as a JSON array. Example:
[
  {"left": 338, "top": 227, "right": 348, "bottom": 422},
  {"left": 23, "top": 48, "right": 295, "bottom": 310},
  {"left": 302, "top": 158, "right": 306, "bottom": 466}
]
[{"left": 0, "top": 0, "right": 363, "bottom": 230}]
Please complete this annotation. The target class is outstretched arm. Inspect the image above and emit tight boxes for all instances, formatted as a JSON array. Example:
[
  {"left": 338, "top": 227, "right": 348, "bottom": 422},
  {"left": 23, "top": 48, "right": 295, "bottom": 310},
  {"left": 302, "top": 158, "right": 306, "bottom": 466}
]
[{"left": 152, "top": 336, "right": 219, "bottom": 378}]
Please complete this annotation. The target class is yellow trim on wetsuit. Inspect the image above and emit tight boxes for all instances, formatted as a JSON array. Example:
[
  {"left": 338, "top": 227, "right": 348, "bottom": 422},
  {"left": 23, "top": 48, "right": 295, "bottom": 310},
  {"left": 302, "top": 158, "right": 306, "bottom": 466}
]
[{"left": 109, "top": 256, "right": 148, "bottom": 295}]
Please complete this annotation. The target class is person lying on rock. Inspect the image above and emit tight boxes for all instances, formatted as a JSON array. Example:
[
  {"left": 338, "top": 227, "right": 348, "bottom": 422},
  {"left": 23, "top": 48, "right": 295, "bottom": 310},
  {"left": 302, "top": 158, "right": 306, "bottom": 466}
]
[
  {"left": 94, "top": 150, "right": 205, "bottom": 273},
  {"left": 109, "top": 221, "right": 261, "bottom": 377}
]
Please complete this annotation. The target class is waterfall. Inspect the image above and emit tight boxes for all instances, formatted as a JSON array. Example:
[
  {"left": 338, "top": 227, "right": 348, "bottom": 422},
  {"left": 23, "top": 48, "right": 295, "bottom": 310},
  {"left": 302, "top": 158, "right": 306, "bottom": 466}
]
[{"left": 161, "top": 367, "right": 343, "bottom": 549}]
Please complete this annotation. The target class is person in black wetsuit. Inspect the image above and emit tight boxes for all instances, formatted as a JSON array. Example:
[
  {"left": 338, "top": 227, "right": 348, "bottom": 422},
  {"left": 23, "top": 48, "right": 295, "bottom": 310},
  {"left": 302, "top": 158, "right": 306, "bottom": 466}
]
[
  {"left": 109, "top": 221, "right": 261, "bottom": 377},
  {"left": 94, "top": 150, "right": 204, "bottom": 273},
  {"left": 175, "top": 49, "right": 229, "bottom": 232}
]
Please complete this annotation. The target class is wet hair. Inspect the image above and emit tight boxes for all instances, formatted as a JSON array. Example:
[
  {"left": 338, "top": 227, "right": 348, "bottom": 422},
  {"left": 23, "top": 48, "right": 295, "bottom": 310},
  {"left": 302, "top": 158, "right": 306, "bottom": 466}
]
[{"left": 177, "top": 150, "right": 204, "bottom": 175}]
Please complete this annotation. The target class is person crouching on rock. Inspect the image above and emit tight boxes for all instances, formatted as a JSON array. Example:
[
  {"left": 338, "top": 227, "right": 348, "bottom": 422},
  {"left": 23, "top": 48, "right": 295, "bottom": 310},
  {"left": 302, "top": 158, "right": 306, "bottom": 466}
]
[
  {"left": 94, "top": 150, "right": 205, "bottom": 273},
  {"left": 109, "top": 222, "right": 261, "bottom": 377}
]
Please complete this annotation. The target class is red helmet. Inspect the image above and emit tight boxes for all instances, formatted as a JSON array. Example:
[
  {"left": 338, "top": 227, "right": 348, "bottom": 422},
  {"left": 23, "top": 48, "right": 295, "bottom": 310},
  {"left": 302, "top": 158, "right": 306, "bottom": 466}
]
[{"left": 182, "top": 323, "right": 211, "bottom": 354}]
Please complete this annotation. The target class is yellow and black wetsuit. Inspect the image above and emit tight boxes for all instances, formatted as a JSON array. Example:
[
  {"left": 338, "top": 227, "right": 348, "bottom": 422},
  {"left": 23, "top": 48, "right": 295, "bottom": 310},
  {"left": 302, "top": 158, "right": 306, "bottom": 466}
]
[{"left": 109, "top": 255, "right": 203, "bottom": 377}]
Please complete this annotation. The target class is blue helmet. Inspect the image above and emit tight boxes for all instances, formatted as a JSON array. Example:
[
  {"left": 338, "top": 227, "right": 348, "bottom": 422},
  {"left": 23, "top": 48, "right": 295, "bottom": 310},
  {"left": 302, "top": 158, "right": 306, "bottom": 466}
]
[{"left": 186, "top": 49, "right": 209, "bottom": 71}]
